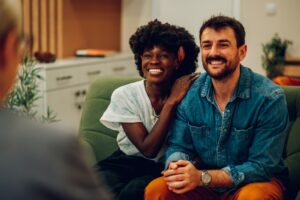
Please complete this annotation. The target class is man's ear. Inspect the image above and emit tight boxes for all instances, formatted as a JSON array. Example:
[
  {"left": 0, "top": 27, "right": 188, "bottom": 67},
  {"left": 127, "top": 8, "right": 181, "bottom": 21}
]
[
  {"left": 238, "top": 44, "right": 247, "bottom": 61},
  {"left": 0, "top": 48, "right": 4, "bottom": 68},
  {"left": 0, "top": 39, "right": 6, "bottom": 68},
  {"left": 0, "top": 31, "right": 18, "bottom": 69}
]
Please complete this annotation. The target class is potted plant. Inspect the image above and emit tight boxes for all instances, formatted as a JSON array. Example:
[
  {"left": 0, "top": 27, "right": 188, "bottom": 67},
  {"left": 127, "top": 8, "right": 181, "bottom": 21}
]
[
  {"left": 261, "top": 34, "right": 292, "bottom": 79},
  {"left": 5, "top": 56, "right": 58, "bottom": 123}
]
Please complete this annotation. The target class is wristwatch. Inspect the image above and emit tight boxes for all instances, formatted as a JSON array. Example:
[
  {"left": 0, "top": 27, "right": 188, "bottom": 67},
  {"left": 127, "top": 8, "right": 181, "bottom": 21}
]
[{"left": 201, "top": 170, "right": 212, "bottom": 187}]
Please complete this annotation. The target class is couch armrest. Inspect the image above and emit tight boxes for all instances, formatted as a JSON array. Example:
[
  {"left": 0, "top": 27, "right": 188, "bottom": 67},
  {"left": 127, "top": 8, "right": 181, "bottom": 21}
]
[{"left": 79, "top": 139, "right": 97, "bottom": 166}]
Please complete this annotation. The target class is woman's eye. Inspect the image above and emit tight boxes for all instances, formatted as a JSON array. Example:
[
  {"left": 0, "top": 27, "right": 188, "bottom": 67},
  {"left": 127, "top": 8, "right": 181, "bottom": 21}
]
[
  {"left": 159, "top": 54, "right": 169, "bottom": 59},
  {"left": 142, "top": 54, "right": 152, "bottom": 59}
]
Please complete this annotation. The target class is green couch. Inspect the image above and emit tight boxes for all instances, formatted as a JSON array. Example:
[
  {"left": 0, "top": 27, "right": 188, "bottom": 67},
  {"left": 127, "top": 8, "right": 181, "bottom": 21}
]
[{"left": 79, "top": 75, "right": 300, "bottom": 199}]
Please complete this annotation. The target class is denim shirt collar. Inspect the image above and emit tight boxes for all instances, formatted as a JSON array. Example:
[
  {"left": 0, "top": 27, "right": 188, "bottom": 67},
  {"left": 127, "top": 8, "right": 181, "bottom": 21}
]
[{"left": 200, "top": 65, "right": 251, "bottom": 103}]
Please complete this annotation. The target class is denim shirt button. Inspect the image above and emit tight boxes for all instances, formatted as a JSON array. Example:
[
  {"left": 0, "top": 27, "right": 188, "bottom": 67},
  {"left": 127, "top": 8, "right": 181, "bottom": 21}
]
[{"left": 223, "top": 128, "right": 227, "bottom": 132}]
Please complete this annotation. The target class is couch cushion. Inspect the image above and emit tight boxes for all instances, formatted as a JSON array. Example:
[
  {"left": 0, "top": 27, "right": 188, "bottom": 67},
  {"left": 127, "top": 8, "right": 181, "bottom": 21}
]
[
  {"left": 79, "top": 75, "right": 141, "bottom": 164},
  {"left": 282, "top": 86, "right": 300, "bottom": 157},
  {"left": 282, "top": 86, "right": 300, "bottom": 197},
  {"left": 81, "top": 130, "right": 119, "bottom": 163}
]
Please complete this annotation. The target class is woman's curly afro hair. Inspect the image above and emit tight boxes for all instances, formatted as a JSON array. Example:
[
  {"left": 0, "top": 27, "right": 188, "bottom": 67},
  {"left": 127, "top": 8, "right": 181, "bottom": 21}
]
[{"left": 129, "top": 19, "right": 200, "bottom": 79}]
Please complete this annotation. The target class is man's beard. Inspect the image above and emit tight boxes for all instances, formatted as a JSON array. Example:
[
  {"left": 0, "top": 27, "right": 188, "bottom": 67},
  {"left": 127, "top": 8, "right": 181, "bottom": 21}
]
[{"left": 202, "top": 55, "right": 239, "bottom": 80}]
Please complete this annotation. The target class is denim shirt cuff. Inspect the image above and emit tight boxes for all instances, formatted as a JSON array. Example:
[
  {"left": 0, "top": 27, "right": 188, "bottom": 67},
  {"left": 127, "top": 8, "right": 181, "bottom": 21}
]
[
  {"left": 165, "top": 152, "right": 192, "bottom": 169},
  {"left": 222, "top": 165, "right": 245, "bottom": 188}
]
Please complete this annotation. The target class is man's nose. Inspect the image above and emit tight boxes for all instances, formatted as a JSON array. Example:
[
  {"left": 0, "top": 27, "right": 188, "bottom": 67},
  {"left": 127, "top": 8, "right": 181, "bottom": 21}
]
[{"left": 209, "top": 45, "right": 220, "bottom": 56}]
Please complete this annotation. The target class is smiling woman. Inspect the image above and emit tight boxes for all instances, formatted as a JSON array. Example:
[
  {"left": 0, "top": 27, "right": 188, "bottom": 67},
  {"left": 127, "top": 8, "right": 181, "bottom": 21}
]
[
  {"left": 94, "top": 19, "right": 199, "bottom": 200},
  {"left": 141, "top": 46, "right": 178, "bottom": 85}
]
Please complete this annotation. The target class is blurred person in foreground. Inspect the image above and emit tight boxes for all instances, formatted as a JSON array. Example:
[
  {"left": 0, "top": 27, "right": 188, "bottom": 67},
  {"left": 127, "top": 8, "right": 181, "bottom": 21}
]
[
  {"left": 145, "top": 15, "right": 289, "bottom": 200},
  {"left": 0, "top": 0, "right": 112, "bottom": 199}
]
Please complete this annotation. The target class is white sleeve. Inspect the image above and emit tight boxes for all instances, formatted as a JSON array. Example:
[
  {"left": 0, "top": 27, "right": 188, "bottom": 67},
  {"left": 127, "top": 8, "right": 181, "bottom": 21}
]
[{"left": 100, "top": 87, "right": 141, "bottom": 130}]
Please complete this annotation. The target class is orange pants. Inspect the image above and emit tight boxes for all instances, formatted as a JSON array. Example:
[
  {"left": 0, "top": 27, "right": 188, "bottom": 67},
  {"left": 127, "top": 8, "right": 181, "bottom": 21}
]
[{"left": 145, "top": 177, "right": 284, "bottom": 200}]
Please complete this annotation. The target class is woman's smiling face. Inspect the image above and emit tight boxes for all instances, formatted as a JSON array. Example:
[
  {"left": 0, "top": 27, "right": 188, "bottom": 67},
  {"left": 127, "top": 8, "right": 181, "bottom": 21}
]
[{"left": 141, "top": 46, "right": 178, "bottom": 84}]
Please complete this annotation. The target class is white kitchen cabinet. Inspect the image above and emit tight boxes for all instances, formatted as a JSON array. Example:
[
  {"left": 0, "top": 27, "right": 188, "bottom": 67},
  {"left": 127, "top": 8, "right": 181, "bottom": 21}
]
[{"left": 37, "top": 53, "right": 137, "bottom": 132}]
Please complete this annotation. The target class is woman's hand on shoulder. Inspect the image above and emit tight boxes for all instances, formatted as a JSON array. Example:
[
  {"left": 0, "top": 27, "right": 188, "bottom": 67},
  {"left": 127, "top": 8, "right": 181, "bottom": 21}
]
[{"left": 168, "top": 72, "right": 200, "bottom": 105}]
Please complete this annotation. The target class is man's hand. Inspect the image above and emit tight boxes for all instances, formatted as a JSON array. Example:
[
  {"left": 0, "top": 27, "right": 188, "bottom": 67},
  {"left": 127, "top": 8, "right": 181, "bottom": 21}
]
[{"left": 162, "top": 160, "right": 201, "bottom": 194}]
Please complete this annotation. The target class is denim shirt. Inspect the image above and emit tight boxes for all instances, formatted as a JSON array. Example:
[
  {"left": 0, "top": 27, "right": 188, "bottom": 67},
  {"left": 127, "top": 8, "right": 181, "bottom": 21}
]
[{"left": 165, "top": 66, "right": 289, "bottom": 190}]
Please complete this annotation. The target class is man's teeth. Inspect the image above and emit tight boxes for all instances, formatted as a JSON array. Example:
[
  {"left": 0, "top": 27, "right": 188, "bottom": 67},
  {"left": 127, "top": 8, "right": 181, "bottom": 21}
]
[
  {"left": 149, "top": 69, "right": 163, "bottom": 74},
  {"left": 210, "top": 60, "right": 224, "bottom": 65}
]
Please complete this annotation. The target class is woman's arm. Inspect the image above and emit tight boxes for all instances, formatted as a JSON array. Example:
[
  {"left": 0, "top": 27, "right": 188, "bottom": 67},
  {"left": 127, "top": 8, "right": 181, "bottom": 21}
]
[{"left": 122, "top": 73, "right": 199, "bottom": 158}]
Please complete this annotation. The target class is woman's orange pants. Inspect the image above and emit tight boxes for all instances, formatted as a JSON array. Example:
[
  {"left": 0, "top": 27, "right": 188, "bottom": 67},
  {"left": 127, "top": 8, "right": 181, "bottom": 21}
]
[{"left": 145, "top": 176, "right": 284, "bottom": 200}]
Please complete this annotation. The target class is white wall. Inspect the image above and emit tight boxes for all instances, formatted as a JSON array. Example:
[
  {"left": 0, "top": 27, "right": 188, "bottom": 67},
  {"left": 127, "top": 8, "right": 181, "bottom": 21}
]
[
  {"left": 240, "top": 0, "right": 300, "bottom": 75},
  {"left": 121, "top": 0, "right": 153, "bottom": 52},
  {"left": 121, "top": 0, "right": 237, "bottom": 71},
  {"left": 121, "top": 0, "right": 300, "bottom": 75},
  {"left": 152, "top": 0, "right": 234, "bottom": 45},
  {"left": 152, "top": 0, "right": 236, "bottom": 71}
]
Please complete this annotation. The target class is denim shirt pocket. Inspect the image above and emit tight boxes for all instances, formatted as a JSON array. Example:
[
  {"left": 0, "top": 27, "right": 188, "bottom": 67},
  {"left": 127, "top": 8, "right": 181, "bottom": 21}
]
[
  {"left": 188, "top": 124, "right": 213, "bottom": 162},
  {"left": 228, "top": 126, "right": 254, "bottom": 163}
]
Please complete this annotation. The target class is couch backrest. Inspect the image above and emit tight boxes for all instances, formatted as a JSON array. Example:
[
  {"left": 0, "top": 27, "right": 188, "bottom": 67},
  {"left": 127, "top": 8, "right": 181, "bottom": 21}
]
[
  {"left": 281, "top": 86, "right": 300, "bottom": 194},
  {"left": 79, "top": 76, "right": 140, "bottom": 163},
  {"left": 282, "top": 86, "right": 300, "bottom": 156}
]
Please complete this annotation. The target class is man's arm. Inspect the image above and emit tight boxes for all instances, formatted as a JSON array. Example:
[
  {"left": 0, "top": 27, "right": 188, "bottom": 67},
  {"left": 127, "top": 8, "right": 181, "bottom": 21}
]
[
  {"left": 122, "top": 73, "right": 199, "bottom": 158},
  {"left": 163, "top": 90, "right": 289, "bottom": 193},
  {"left": 164, "top": 102, "right": 196, "bottom": 167},
  {"left": 223, "top": 91, "right": 289, "bottom": 187},
  {"left": 163, "top": 160, "right": 233, "bottom": 194}
]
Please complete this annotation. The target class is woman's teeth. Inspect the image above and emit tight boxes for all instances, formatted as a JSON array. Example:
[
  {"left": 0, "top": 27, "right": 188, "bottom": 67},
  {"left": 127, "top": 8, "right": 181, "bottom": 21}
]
[{"left": 149, "top": 69, "right": 163, "bottom": 75}]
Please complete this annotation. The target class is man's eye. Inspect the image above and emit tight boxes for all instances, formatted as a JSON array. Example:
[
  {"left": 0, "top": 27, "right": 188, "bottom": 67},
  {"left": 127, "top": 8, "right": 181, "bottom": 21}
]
[
  {"left": 202, "top": 44, "right": 211, "bottom": 49},
  {"left": 220, "top": 43, "right": 229, "bottom": 48}
]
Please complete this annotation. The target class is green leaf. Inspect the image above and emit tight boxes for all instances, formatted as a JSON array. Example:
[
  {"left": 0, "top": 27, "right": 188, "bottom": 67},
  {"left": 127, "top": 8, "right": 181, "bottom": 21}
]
[
  {"left": 261, "top": 33, "right": 292, "bottom": 79},
  {"left": 4, "top": 55, "right": 58, "bottom": 123}
]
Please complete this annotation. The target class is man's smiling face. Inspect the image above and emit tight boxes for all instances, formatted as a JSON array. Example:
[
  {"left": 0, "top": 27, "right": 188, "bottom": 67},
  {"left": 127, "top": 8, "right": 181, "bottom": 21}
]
[{"left": 200, "top": 27, "right": 246, "bottom": 80}]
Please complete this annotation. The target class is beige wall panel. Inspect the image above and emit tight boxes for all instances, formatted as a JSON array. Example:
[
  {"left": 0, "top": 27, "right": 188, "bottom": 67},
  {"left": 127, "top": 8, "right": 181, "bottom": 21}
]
[
  {"left": 48, "top": 0, "right": 57, "bottom": 55},
  {"left": 31, "top": 0, "right": 40, "bottom": 53},
  {"left": 22, "top": 0, "right": 31, "bottom": 36},
  {"left": 40, "top": 0, "right": 48, "bottom": 52}
]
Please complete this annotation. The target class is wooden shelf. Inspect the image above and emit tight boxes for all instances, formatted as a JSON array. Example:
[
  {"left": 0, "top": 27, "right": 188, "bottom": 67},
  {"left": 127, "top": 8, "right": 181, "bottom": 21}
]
[
  {"left": 283, "top": 64, "right": 300, "bottom": 78},
  {"left": 283, "top": 57, "right": 300, "bottom": 77},
  {"left": 22, "top": 0, "right": 121, "bottom": 58}
]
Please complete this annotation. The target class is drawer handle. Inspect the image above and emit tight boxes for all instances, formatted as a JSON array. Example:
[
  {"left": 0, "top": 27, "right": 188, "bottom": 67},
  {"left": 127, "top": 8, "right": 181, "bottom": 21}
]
[
  {"left": 87, "top": 70, "right": 101, "bottom": 76},
  {"left": 56, "top": 75, "right": 72, "bottom": 81},
  {"left": 113, "top": 66, "right": 125, "bottom": 72}
]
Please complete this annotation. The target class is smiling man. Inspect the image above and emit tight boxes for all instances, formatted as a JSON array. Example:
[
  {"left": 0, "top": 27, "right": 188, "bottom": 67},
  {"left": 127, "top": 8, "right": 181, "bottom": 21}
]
[{"left": 145, "top": 15, "right": 289, "bottom": 200}]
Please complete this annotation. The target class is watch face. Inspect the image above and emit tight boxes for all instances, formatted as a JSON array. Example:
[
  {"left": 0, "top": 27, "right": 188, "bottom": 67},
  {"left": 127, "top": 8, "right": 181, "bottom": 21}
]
[{"left": 202, "top": 171, "right": 212, "bottom": 185}]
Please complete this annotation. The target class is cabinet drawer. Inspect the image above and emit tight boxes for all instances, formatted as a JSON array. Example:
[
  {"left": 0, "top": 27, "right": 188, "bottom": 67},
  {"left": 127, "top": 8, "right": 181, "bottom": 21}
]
[
  {"left": 107, "top": 59, "right": 136, "bottom": 76},
  {"left": 81, "top": 59, "right": 137, "bottom": 83},
  {"left": 81, "top": 63, "right": 112, "bottom": 83},
  {"left": 45, "top": 84, "right": 89, "bottom": 131},
  {"left": 45, "top": 67, "right": 81, "bottom": 90}
]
